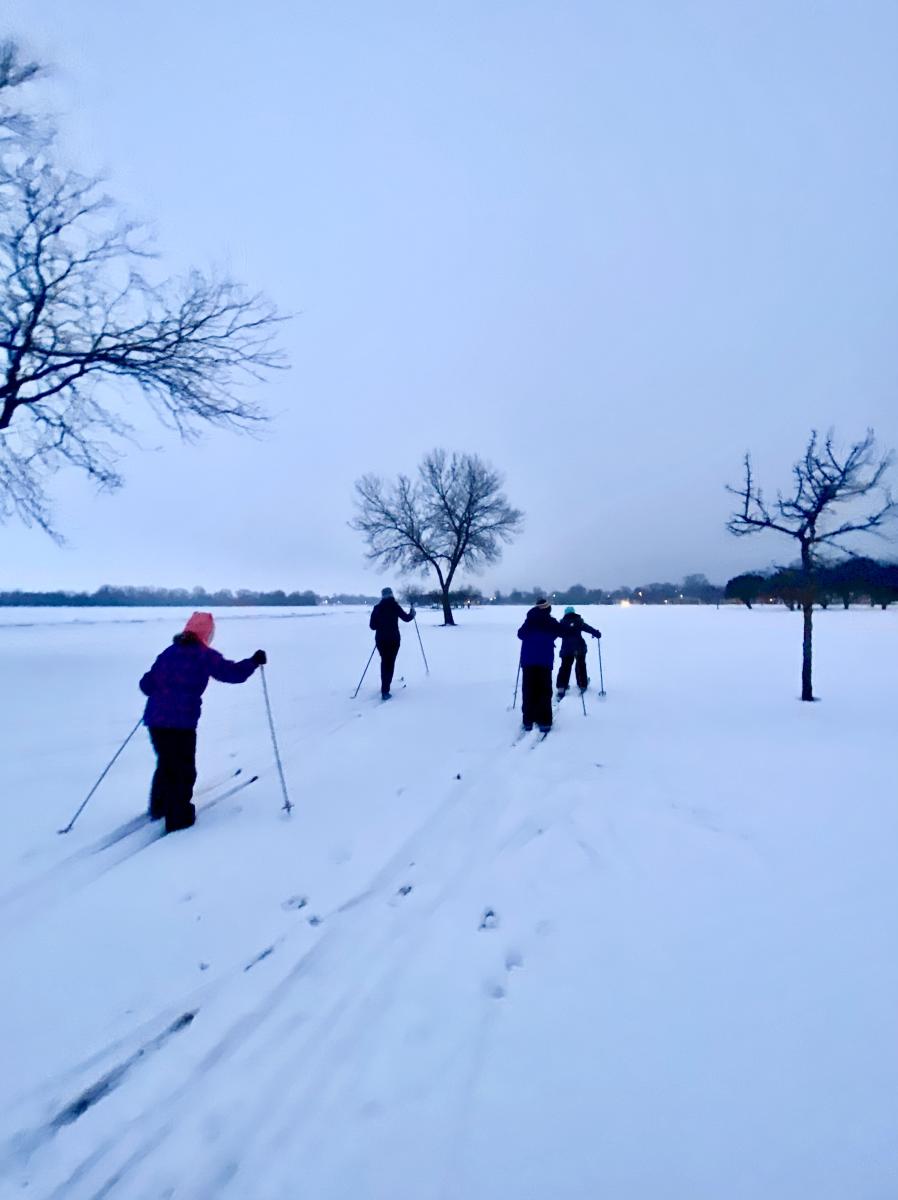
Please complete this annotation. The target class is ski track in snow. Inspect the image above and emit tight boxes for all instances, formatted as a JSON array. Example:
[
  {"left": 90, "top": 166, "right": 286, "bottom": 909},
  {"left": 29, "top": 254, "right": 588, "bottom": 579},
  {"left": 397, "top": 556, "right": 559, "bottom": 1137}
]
[
  {"left": 0, "top": 774, "right": 260, "bottom": 934},
  {"left": 11, "top": 712, "right": 588, "bottom": 1196}
]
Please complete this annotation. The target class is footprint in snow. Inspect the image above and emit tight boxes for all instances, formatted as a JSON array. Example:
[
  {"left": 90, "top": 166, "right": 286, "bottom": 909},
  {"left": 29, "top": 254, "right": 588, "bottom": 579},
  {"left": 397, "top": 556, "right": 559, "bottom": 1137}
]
[
  {"left": 479, "top": 908, "right": 499, "bottom": 931},
  {"left": 483, "top": 950, "right": 523, "bottom": 1002},
  {"left": 505, "top": 949, "right": 523, "bottom": 972},
  {"left": 281, "top": 894, "right": 308, "bottom": 912}
]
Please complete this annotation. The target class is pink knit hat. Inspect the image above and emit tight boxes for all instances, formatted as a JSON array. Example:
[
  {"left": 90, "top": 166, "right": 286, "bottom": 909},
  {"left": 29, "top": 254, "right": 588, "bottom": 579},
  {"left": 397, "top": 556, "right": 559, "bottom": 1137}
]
[{"left": 183, "top": 611, "right": 215, "bottom": 646}]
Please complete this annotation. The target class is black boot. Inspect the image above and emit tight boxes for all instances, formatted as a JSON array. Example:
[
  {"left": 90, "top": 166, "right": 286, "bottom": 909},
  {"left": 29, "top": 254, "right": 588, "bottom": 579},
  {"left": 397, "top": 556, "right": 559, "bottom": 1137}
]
[{"left": 165, "top": 801, "right": 196, "bottom": 834}]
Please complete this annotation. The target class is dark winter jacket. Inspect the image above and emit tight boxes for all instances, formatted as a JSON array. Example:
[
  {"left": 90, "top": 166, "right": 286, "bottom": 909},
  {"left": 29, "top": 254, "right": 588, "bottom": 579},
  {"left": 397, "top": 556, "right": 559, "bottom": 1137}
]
[
  {"left": 517, "top": 606, "right": 563, "bottom": 668},
  {"left": 369, "top": 597, "right": 414, "bottom": 642},
  {"left": 139, "top": 633, "right": 258, "bottom": 730},
  {"left": 559, "top": 612, "right": 601, "bottom": 657}
]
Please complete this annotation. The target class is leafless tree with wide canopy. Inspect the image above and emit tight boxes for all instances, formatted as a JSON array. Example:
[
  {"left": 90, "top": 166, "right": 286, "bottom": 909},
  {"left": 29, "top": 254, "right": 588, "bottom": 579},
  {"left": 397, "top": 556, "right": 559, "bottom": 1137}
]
[{"left": 352, "top": 449, "right": 524, "bottom": 626}]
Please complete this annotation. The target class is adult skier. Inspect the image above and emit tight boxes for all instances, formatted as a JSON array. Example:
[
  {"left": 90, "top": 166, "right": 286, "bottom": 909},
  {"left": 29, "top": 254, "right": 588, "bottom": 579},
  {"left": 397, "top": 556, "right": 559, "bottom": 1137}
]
[
  {"left": 369, "top": 587, "right": 416, "bottom": 699},
  {"left": 556, "top": 606, "right": 601, "bottom": 698},
  {"left": 517, "top": 599, "right": 563, "bottom": 733},
  {"left": 139, "top": 612, "right": 266, "bottom": 832}
]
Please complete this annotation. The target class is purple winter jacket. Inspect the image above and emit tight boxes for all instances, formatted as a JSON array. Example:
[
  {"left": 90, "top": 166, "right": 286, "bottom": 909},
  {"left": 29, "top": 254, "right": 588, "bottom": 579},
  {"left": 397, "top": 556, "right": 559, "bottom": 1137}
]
[
  {"left": 517, "top": 606, "right": 563, "bottom": 668},
  {"left": 139, "top": 633, "right": 258, "bottom": 730}
]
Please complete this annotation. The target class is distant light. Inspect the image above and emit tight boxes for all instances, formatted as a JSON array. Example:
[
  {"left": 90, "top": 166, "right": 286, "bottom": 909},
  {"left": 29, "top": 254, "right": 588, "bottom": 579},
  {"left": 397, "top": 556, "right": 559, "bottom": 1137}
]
[{"left": 619, "top": 599, "right": 631, "bottom": 608}]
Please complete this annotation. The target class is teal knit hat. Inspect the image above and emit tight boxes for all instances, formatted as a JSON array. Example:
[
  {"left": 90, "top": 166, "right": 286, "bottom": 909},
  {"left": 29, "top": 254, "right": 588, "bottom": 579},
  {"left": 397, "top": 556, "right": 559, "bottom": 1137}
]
[{"left": 564, "top": 605, "right": 575, "bottom": 615}]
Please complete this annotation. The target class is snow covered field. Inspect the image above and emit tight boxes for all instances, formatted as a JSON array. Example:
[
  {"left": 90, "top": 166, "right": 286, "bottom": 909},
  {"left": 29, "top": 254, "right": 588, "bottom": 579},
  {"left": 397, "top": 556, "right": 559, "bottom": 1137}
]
[{"left": 0, "top": 603, "right": 895, "bottom": 1199}]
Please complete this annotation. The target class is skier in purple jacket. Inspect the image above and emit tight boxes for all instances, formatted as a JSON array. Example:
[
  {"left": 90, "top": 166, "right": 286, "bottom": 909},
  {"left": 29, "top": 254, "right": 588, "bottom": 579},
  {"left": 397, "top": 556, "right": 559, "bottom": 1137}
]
[
  {"left": 139, "top": 611, "right": 265, "bottom": 832},
  {"left": 517, "top": 600, "right": 563, "bottom": 733}
]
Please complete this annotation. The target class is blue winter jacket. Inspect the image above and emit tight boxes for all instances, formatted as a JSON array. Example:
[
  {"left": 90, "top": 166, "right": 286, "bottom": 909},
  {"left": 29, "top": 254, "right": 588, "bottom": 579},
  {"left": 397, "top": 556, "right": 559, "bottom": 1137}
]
[
  {"left": 140, "top": 633, "right": 258, "bottom": 730},
  {"left": 517, "top": 607, "right": 563, "bottom": 668}
]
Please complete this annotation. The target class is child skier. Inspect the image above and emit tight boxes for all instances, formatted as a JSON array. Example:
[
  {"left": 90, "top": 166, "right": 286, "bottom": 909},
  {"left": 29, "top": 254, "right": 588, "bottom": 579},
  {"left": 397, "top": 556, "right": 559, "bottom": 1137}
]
[
  {"left": 556, "top": 606, "right": 601, "bottom": 698},
  {"left": 139, "top": 612, "right": 266, "bottom": 833},
  {"left": 517, "top": 599, "right": 563, "bottom": 733},
  {"left": 368, "top": 587, "right": 416, "bottom": 699}
]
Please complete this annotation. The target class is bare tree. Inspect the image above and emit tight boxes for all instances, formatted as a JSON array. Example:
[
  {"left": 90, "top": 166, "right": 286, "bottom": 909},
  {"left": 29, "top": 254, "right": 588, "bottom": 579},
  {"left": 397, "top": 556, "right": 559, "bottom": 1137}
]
[
  {"left": 352, "top": 449, "right": 524, "bottom": 626},
  {"left": 727, "top": 430, "right": 896, "bottom": 700},
  {"left": 1, "top": 158, "right": 285, "bottom": 535}
]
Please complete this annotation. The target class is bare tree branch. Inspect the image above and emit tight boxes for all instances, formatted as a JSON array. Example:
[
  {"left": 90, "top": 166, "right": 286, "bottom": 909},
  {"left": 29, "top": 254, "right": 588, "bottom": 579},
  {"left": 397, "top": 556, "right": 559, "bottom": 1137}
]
[
  {"left": 0, "top": 39, "right": 44, "bottom": 146},
  {"left": 1, "top": 157, "right": 287, "bottom": 534}
]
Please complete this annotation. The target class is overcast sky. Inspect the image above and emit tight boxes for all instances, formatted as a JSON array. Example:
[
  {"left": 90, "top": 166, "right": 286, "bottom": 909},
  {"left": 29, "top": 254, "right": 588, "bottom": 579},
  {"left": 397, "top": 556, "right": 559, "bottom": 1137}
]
[{"left": 4, "top": 0, "right": 897, "bottom": 594}]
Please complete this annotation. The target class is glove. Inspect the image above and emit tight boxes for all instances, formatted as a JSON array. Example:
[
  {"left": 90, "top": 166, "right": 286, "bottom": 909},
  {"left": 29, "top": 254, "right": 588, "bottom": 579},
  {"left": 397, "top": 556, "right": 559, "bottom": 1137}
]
[
  {"left": 252, "top": 649, "right": 267, "bottom": 666},
  {"left": 409, "top": 607, "right": 416, "bottom": 619},
  {"left": 594, "top": 632, "right": 602, "bottom": 639}
]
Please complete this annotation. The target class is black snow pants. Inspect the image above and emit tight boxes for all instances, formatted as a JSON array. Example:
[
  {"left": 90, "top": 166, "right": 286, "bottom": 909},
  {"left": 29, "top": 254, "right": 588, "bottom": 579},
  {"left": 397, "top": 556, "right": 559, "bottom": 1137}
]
[
  {"left": 556, "top": 652, "right": 589, "bottom": 692},
  {"left": 521, "top": 665, "right": 553, "bottom": 729},
  {"left": 376, "top": 636, "right": 400, "bottom": 696},
  {"left": 148, "top": 727, "right": 197, "bottom": 833}
]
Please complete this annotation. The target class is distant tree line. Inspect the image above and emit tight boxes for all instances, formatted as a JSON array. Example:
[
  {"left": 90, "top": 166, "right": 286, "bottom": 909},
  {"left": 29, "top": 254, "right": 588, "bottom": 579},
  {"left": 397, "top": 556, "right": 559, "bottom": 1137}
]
[
  {"left": 405, "top": 575, "right": 727, "bottom": 607},
  {"left": 9, "top": 560, "right": 896, "bottom": 611},
  {"left": 0, "top": 585, "right": 381, "bottom": 607},
  {"left": 725, "top": 558, "right": 898, "bottom": 612}
]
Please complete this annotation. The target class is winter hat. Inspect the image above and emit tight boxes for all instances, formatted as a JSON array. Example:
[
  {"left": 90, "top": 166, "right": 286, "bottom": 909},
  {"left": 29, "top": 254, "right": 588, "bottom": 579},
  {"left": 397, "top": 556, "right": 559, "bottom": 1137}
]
[
  {"left": 564, "top": 606, "right": 575, "bottom": 615},
  {"left": 381, "top": 587, "right": 394, "bottom": 598},
  {"left": 536, "top": 598, "right": 551, "bottom": 609},
  {"left": 183, "top": 611, "right": 215, "bottom": 646}
]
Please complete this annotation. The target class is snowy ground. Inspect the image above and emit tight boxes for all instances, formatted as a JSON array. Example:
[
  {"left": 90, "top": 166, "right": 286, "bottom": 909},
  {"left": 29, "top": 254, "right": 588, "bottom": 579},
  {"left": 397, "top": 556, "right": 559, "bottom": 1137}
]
[{"left": 0, "top": 603, "right": 895, "bottom": 1200}]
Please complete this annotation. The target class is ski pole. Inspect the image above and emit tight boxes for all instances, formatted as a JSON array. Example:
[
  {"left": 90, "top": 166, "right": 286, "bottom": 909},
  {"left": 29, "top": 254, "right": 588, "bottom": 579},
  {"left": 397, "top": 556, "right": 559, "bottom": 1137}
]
[
  {"left": 260, "top": 665, "right": 292, "bottom": 814},
  {"left": 597, "top": 639, "right": 606, "bottom": 696},
  {"left": 510, "top": 662, "right": 521, "bottom": 710},
  {"left": 58, "top": 718, "right": 143, "bottom": 834},
  {"left": 580, "top": 687, "right": 588, "bottom": 716},
  {"left": 352, "top": 647, "right": 376, "bottom": 699},
  {"left": 413, "top": 616, "right": 430, "bottom": 675}
]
